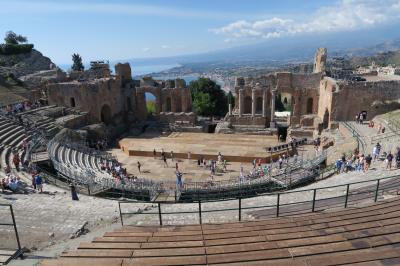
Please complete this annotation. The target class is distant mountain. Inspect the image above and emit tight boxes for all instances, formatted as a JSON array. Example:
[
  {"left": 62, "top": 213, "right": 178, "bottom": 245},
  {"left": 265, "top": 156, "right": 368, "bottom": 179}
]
[{"left": 119, "top": 25, "right": 400, "bottom": 69}]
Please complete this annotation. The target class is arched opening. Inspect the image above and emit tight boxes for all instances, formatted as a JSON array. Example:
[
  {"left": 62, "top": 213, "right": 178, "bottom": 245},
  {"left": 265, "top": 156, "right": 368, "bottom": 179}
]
[
  {"left": 145, "top": 92, "right": 157, "bottom": 117},
  {"left": 323, "top": 108, "right": 330, "bottom": 129},
  {"left": 70, "top": 97, "right": 76, "bottom": 107},
  {"left": 306, "top": 97, "right": 313, "bottom": 114},
  {"left": 256, "top": 97, "right": 263, "bottom": 114},
  {"left": 165, "top": 97, "right": 171, "bottom": 112},
  {"left": 276, "top": 93, "right": 292, "bottom": 111},
  {"left": 100, "top": 104, "right": 112, "bottom": 125},
  {"left": 244, "top": 96, "right": 252, "bottom": 114}
]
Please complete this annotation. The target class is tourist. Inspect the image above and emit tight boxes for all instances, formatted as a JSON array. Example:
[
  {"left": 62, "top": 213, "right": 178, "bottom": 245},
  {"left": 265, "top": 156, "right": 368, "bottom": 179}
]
[
  {"left": 386, "top": 152, "right": 393, "bottom": 170},
  {"left": 12, "top": 153, "right": 20, "bottom": 171},
  {"left": 153, "top": 149, "right": 156, "bottom": 159},
  {"left": 0, "top": 178, "right": 6, "bottom": 193},
  {"left": 175, "top": 162, "right": 178, "bottom": 171},
  {"left": 377, "top": 124, "right": 382, "bottom": 134},
  {"left": 163, "top": 155, "right": 168, "bottom": 168},
  {"left": 5, "top": 164, "right": 11, "bottom": 175},
  {"left": 170, "top": 151, "right": 174, "bottom": 161},
  {"left": 137, "top": 161, "right": 141, "bottom": 173},
  {"left": 161, "top": 149, "right": 165, "bottom": 159},
  {"left": 197, "top": 158, "right": 201, "bottom": 166},
  {"left": 369, "top": 120, "right": 374, "bottom": 128},
  {"left": 373, "top": 143, "right": 381, "bottom": 161},
  {"left": 382, "top": 127, "right": 386, "bottom": 134},
  {"left": 335, "top": 159, "right": 342, "bottom": 174},
  {"left": 365, "top": 154, "right": 372, "bottom": 172},
  {"left": 31, "top": 174, "right": 36, "bottom": 190},
  {"left": 278, "top": 156, "right": 283, "bottom": 169},
  {"left": 176, "top": 171, "right": 183, "bottom": 189},
  {"left": 187, "top": 151, "right": 191, "bottom": 161},
  {"left": 70, "top": 183, "right": 79, "bottom": 201},
  {"left": 35, "top": 173, "right": 43, "bottom": 193},
  {"left": 358, "top": 154, "right": 365, "bottom": 172},
  {"left": 223, "top": 160, "right": 227, "bottom": 172}
]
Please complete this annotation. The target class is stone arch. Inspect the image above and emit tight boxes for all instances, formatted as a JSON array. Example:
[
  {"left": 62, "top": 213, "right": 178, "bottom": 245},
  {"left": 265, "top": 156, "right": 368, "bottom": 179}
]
[
  {"left": 166, "top": 97, "right": 171, "bottom": 112},
  {"left": 306, "top": 97, "right": 313, "bottom": 114},
  {"left": 323, "top": 108, "right": 330, "bottom": 129},
  {"left": 244, "top": 96, "right": 252, "bottom": 114},
  {"left": 100, "top": 104, "right": 112, "bottom": 125},
  {"left": 256, "top": 97, "right": 263, "bottom": 113}
]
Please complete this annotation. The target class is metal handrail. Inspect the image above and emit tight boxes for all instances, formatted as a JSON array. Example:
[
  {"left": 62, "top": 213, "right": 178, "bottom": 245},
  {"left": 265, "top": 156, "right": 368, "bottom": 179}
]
[
  {"left": 0, "top": 204, "right": 23, "bottom": 261},
  {"left": 118, "top": 173, "right": 400, "bottom": 225},
  {"left": 342, "top": 121, "right": 366, "bottom": 153}
]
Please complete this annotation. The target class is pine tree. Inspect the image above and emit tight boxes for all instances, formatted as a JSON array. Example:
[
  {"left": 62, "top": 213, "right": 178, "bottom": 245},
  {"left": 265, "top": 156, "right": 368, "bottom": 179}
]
[{"left": 71, "top": 53, "right": 84, "bottom": 71}]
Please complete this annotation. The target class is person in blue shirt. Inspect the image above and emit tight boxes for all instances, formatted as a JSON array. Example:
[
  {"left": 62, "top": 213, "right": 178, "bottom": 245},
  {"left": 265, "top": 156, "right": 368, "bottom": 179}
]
[{"left": 35, "top": 174, "right": 43, "bottom": 193}]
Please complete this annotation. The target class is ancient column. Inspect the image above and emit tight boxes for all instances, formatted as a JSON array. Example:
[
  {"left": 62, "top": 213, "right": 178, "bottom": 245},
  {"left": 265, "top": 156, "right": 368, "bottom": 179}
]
[
  {"left": 262, "top": 89, "right": 267, "bottom": 118},
  {"left": 251, "top": 89, "right": 256, "bottom": 117},
  {"left": 239, "top": 89, "right": 244, "bottom": 117},
  {"left": 270, "top": 89, "right": 276, "bottom": 122},
  {"left": 228, "top": 104, "right": 232, "bottom": 116}
]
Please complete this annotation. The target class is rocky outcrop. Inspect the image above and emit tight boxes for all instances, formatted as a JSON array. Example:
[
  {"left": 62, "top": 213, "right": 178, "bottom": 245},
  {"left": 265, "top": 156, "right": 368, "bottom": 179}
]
[{"left": 0, "top": 49, "right": 55, "bottom": 78}]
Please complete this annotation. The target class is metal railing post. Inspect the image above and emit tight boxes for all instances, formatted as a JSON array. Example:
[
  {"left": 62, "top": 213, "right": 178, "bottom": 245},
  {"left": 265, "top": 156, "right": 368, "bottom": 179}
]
[
  {"left": 198, "top": 201, "right": 202, "bottom": 224},
  {"left": 312, "top": 189, "right": 317, "bottom": 212},
  {"left": 276, "top": 193, "right": 280, "bottom": 217},
  {"left": 10, "top": 205, "right": 21, "bottom": 251},
  {"left": 158, "top": 203, "right": 163, "bottom": 226},
  {"left": 238, "top": 198, "right": 242, "bottom": 221},
  {"left": 118, "top": 202, "right": 123, "bottom": 226},
  {"left": 374, "top": 179, "right": 380, "bottom": 202},
  {"left": 344, "top": 184, "right": 350, "bottom": 208}
]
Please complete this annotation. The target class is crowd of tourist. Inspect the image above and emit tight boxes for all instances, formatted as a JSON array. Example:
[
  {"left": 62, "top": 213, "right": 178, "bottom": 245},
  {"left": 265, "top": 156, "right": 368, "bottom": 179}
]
[
  {"left": 0, "top": 100, "right": 43, "bottom": 116},
  {"left": 335, "top": 143, "right": 400, "bottom": 174}
]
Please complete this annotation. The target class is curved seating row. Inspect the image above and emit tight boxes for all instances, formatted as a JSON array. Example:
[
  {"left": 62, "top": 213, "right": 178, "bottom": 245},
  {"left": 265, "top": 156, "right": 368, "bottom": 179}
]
[
  {"left": 47, "top": 140, "right": 113, "bottom": 183},
  {"left": 40, "top": 196, "right": 400, "bottom": 265},
  {"left": 0, "top": 113, "right": 59, "bottom": 183}
]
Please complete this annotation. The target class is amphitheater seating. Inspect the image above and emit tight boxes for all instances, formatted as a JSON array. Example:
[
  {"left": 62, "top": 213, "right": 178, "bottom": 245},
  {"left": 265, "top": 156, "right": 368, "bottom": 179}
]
[
  {"left": 39, "top": 197, "right": 400, "bottom": 265},
  {"left": 0, "top": 111, "right": 60, "bottom": 184},
  {"left": 48, "top": 140, "right": 113, "bottom": 182}
]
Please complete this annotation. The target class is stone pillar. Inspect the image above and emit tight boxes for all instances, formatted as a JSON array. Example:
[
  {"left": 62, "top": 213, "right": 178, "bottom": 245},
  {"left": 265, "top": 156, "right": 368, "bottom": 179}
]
[
  {"left": 228, "top": 104, "right": 232, "bottom": 116},
  {"left": 251, "top": 89, "right": 256, "bottom": 117},
  {"left": 239, "top": 89, "right": 244, "bottom": 117},
  {"left": 262, "top": 89, "right": 267, "bottom": 118},
  {"left": 270, "top": 89, "right": 276, "bottom": 126}
]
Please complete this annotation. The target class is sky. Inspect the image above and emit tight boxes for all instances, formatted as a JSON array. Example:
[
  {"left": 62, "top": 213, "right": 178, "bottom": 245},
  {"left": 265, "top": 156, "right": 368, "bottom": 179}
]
[{"left": 1, "top": 0, "right": 400, "bottom": 65}]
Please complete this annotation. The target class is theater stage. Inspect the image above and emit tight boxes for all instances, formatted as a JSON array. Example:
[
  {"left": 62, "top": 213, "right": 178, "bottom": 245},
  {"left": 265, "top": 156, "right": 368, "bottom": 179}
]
[{"left": 119, "top": 132, "right": 286, "bottom": 163}]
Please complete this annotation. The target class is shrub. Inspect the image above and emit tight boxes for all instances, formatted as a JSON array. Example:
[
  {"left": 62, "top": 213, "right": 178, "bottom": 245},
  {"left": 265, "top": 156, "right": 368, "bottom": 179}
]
[{"left": 0, "top": 43, "right": 34, "bottom": 55}]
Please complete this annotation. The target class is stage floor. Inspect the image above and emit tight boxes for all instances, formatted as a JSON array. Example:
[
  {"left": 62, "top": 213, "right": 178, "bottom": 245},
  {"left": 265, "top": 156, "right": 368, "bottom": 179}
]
[
  {"left": 119, "top": 132, "right": 281, "bottom": 162},
  {"left": 113, "top": 132, "right": 313, "bottom": 182}
]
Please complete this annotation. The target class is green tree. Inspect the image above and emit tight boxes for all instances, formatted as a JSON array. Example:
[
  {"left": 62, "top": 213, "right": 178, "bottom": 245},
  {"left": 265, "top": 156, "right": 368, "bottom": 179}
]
[
  {"left": 71, "top": 53, "right": 84, "bottom": 71},
  {"left": 275, "top": 93, "right": 286, "bottom": 112},
  {"left": 4, "top": 31, "right": 27, "bottom": 45},
  {"left": 227, "top": 91, "right": 235, "bottom": 108},
  {"left": 189, "top": 77, "right": 227, "bottom": 116},
  {"left": 192, "top": 92, "right": 216, "bottom": 116}
]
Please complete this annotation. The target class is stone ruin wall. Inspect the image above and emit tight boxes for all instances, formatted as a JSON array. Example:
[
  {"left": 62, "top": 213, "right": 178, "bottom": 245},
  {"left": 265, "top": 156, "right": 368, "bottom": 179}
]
[
  {"left": 232, "top": 72, "right": 322, "bottom": 127},
  {"left": 313, "top": 47, "right": 327, "bottom": 73},
  {"left": 331, "top": 80, "right": 400, "bottom": 121},
  {"left": 47, "top": 77, "right": 125, "bottom": 124}
]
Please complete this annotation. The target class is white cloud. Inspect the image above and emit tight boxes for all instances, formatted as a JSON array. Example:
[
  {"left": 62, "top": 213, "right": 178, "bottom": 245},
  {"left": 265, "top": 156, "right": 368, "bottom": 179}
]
[
  {"left": 161, "top": 45, "right": 170, "bottom": 49},
  {"left": 142, "top": 47, "right": 150, "bottom": 52},
  {"left": 211, "top": 0, "right": 400, "bottom": 41}
]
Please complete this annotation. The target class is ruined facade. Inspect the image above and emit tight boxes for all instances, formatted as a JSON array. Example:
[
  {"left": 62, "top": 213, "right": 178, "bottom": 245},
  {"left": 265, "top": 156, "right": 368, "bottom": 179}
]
[
  {"left": 229, "top": 72, "right": 321, "bottom": 129},
  {"left": 47, "top": 63, "right": 193, "bottom": 126},
  {"left": 313, "top": 48, "right": 327, "bottom": 73},
  {"left": 229, "top": 47, "right": 400, "bottom": 137}
]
